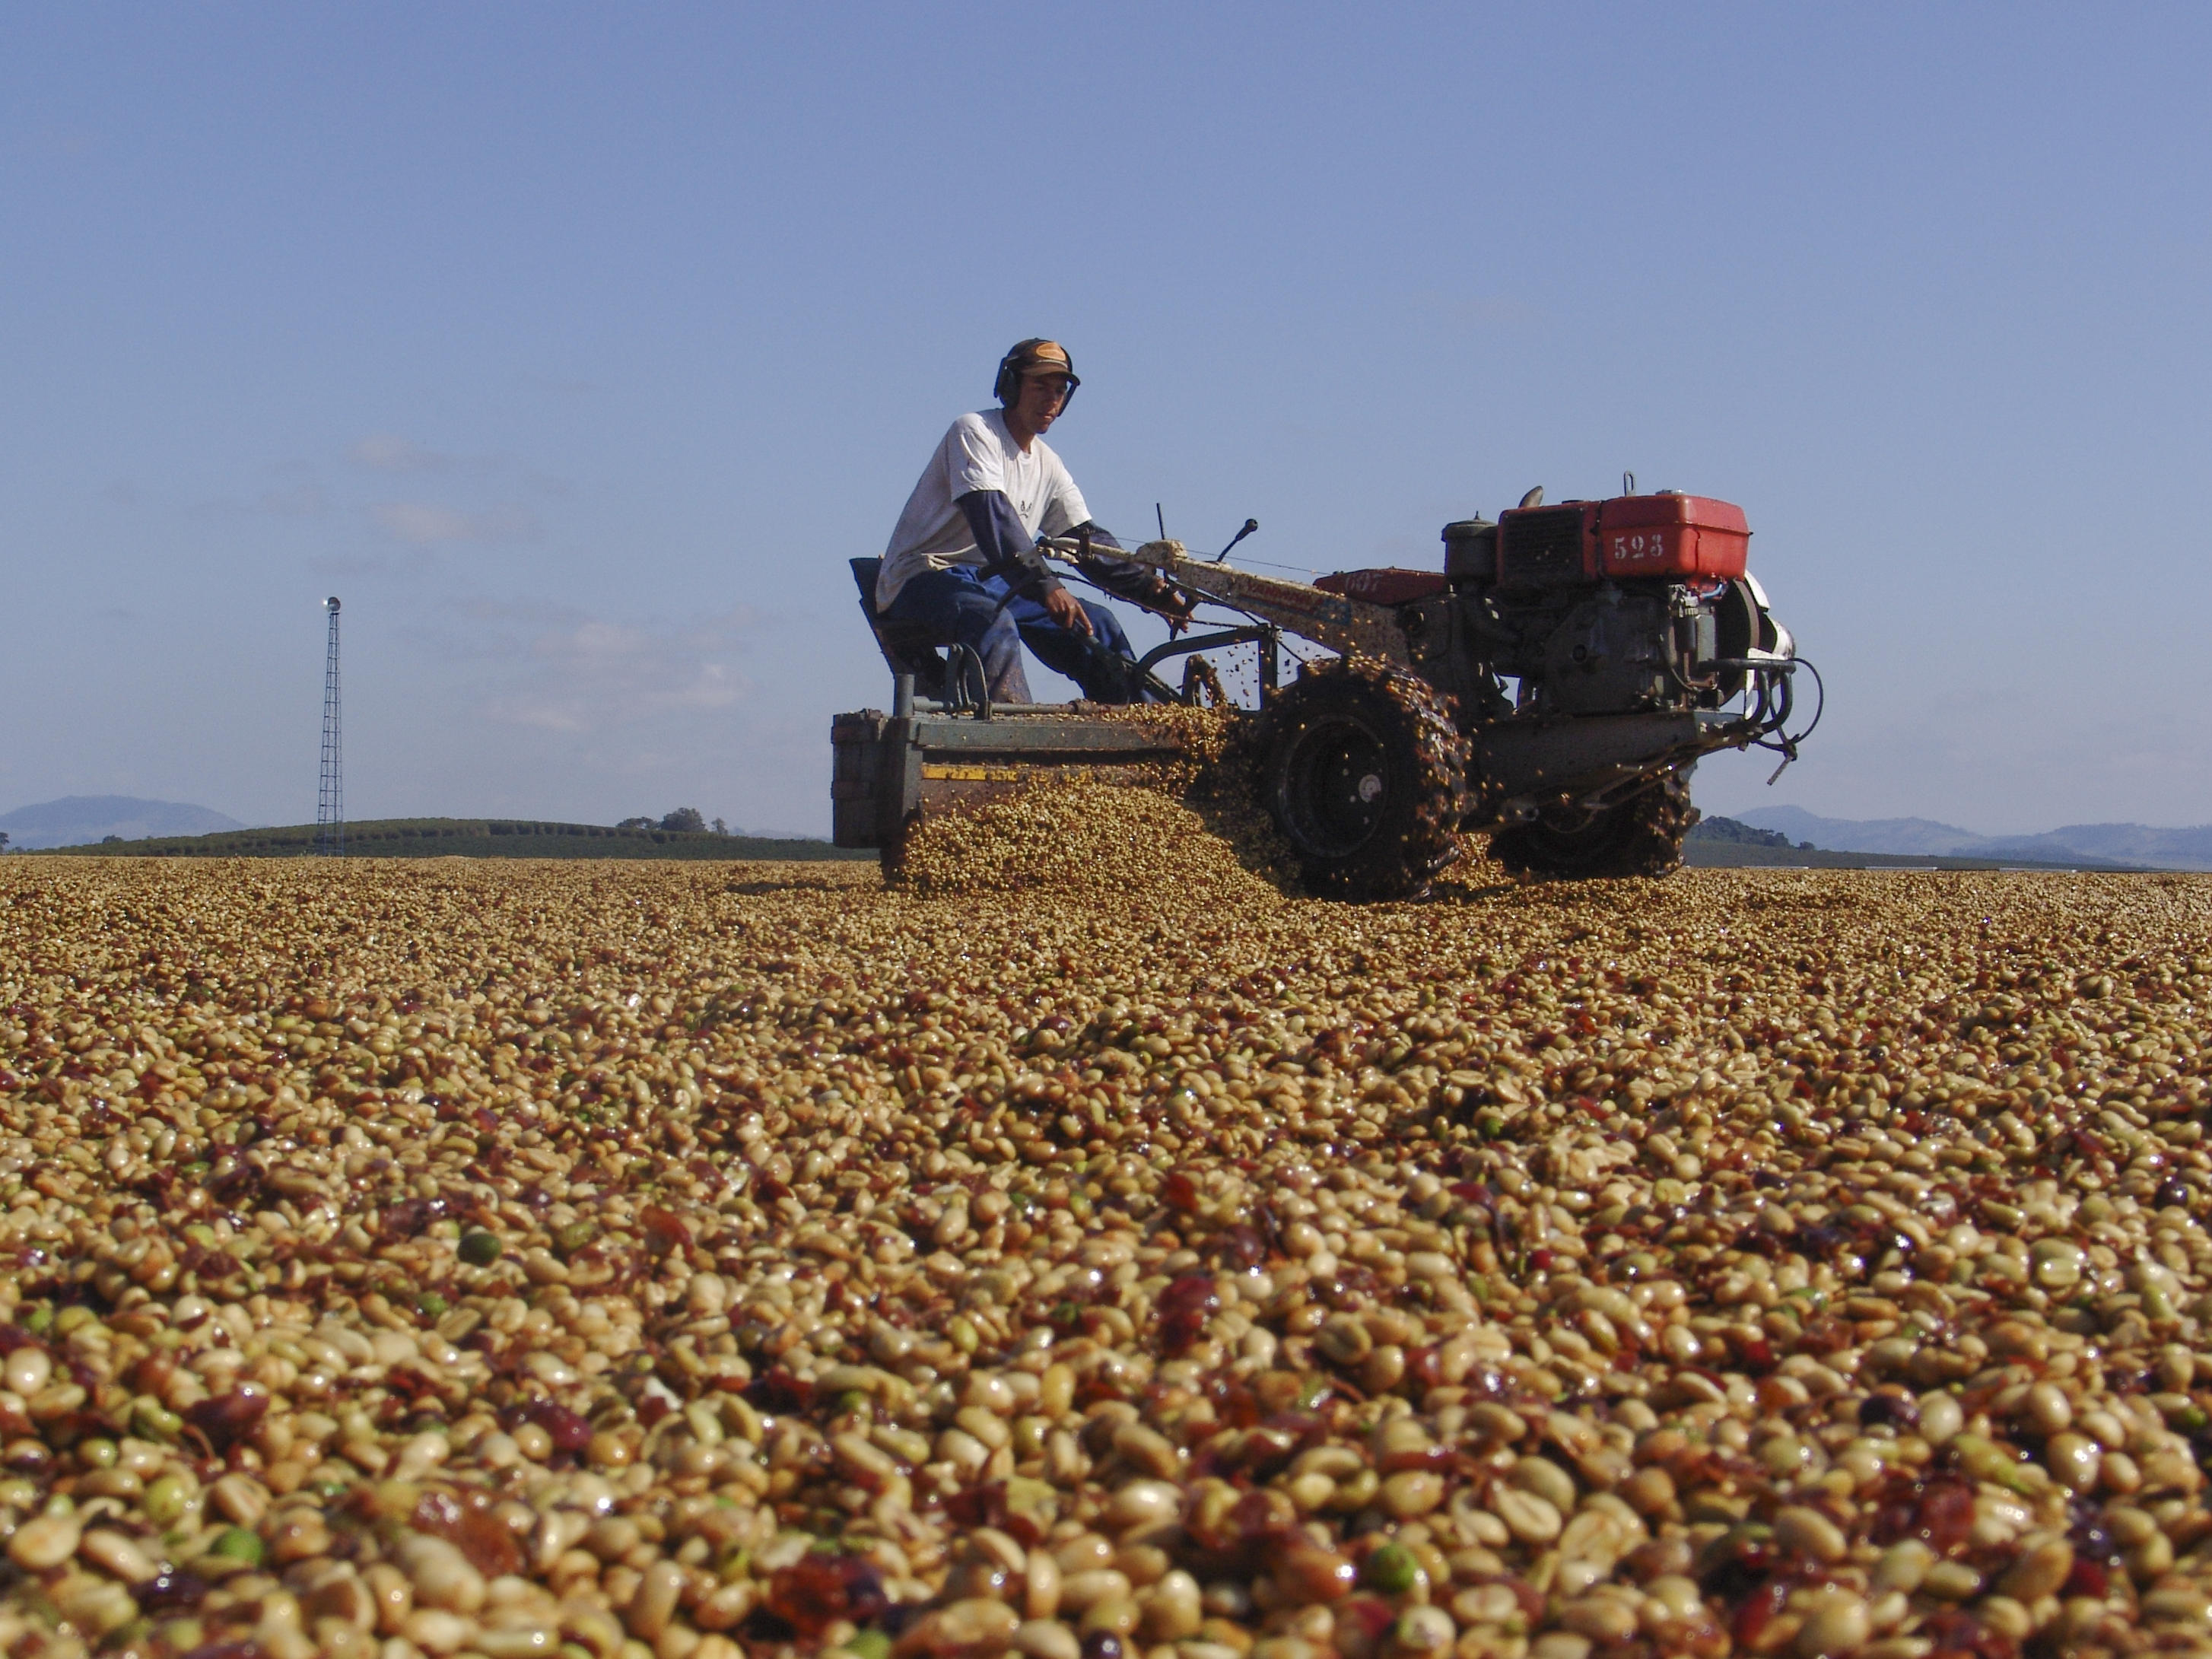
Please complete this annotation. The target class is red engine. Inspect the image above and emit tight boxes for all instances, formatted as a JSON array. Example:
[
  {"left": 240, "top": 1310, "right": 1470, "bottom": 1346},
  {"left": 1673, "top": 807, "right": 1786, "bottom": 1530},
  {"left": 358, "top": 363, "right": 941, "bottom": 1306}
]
[
  {"left": 1595, "top": 493, "right": 1750, "bottom": 580},
  {"left": 1448, "top": 491, "right": 1750, "bottom": 588}
]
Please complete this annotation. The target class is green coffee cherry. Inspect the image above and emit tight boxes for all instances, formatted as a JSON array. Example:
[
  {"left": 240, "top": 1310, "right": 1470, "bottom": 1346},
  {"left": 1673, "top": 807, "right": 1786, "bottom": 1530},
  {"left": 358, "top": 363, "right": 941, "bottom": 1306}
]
[
  {"left": 211, "top": 1527, "right": 266, "bottom": 1566},
  {"left": 143, "top": 1475, "right": 191, "bottom": 1527},
  {"left": 1362, "top": 1542, "right": 1421, "bottom": 1595}
]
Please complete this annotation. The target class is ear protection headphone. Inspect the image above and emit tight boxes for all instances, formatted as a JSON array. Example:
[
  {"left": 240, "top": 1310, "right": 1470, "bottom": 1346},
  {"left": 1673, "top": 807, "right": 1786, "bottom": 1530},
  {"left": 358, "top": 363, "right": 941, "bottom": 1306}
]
[{"left": 994, "top": 339, "right": 1080, "bottom": 407}]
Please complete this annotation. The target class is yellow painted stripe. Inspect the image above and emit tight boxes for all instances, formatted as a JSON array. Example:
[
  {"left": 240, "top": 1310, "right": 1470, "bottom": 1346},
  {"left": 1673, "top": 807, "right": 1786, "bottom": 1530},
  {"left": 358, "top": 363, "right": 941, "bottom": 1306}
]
[{"left": 922, "top": 763, "right": 1103, "bottom": 782}]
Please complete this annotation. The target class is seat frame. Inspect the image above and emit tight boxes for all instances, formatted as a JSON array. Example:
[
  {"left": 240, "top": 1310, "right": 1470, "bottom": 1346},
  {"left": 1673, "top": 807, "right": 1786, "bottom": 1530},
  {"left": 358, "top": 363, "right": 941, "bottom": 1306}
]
[{"left": 850, "top": 558, "right": 952, "bottom": 699}]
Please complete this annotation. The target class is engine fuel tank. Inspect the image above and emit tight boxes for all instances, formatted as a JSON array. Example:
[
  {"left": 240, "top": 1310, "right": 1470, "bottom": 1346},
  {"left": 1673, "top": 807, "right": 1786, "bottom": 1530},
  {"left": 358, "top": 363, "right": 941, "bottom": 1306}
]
[
  {"left": 1489, "top": 492, "right": 1751, "bottom": 586},
  {"left": 1596, "top": 494, "right": 1749, "bottom": 580}
]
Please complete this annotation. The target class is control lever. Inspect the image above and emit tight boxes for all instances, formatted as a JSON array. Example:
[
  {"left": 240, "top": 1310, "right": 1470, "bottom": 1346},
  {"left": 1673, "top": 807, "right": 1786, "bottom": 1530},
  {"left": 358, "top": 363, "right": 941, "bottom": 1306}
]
[{"left": 1213, "top": 518, "right": 1260, "bottom": 563}]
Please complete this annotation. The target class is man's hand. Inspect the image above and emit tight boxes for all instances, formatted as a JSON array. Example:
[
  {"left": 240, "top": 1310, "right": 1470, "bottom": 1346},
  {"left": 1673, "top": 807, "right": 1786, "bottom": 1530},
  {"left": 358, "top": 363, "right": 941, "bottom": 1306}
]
[
  {"left": 1044, "top": 586, "right": 1094, "bottom": 637},
  {"left": 1152, "top": 580, "right": 1197, "bottom": 637}
]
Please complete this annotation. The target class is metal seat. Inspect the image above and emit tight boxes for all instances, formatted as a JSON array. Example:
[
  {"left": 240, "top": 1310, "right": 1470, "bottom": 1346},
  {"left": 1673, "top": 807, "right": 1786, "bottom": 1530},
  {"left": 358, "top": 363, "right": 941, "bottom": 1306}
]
[{"left": 850, "top": 558, "right": 952, "bottom": 699}]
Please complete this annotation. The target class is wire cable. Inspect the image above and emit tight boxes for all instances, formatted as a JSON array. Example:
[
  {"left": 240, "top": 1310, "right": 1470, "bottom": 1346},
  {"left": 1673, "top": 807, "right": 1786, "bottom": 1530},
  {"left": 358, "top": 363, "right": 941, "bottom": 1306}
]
[{"left": 1750, "top": 657, "right": 1822, "bottom": 783}]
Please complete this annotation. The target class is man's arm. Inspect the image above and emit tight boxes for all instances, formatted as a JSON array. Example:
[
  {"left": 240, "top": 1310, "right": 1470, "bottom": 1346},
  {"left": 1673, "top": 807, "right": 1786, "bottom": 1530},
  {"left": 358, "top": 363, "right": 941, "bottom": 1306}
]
[
  {"left": 958, "top": 491, "right": 1063, "bottom": 597},
  {"left": 956, "top": 491, "right": 1092, "bottom": 636},
  {"left": 1074, "top": 524, "right": 1197, "bottom": 631}
]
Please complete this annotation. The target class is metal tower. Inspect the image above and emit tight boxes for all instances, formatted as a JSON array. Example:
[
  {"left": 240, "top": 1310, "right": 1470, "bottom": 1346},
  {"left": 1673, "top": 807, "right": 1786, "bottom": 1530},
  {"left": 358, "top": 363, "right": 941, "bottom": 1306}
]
[{"left": 316, "top": 597, "right": 344, "bottom": 857}]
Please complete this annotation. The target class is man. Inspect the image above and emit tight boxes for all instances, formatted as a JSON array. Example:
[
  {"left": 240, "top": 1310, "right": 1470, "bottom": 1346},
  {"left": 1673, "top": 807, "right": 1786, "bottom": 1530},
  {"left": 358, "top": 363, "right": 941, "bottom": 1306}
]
[{"left": 876, "top": 338, "right": 1191, "bottom": 703}]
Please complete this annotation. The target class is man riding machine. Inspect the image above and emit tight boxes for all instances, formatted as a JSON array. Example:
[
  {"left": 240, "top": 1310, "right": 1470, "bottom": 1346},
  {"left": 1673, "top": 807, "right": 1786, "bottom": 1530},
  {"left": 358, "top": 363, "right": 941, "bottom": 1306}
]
[{"left": 867, "top": 338, "right": 1192, "bottom": 705}]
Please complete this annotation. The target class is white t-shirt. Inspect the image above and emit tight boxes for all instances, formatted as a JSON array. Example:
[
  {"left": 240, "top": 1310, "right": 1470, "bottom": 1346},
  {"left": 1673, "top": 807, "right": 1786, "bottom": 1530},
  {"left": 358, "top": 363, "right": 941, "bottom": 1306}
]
[{"left": 877, "top": 408, "right": 1092, "bottom": 608}]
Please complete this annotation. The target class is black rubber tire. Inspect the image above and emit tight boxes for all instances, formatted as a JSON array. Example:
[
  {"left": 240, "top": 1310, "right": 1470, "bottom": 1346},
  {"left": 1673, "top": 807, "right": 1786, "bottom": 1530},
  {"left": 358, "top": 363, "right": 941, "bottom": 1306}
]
[
  {"left": 1254, "top": 656, "right": 1470, "bottom": 901},
  {"left": 1487, "top": 770, "right": 1699, "bottom": 880}
]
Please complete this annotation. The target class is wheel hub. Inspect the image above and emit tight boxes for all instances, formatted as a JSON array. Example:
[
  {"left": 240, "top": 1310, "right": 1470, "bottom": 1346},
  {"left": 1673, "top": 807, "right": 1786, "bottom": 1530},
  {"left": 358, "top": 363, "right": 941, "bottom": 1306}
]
[{"left": 1282, "top": 714, "right": 1390, "bottom": 858}]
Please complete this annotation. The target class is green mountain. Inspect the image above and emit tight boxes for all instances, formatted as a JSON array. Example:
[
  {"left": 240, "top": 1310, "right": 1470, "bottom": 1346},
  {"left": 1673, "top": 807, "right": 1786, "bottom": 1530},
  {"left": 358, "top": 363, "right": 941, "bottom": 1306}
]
[{"left": 1686, "top": 815, "right": 1797, "bottom": 848}]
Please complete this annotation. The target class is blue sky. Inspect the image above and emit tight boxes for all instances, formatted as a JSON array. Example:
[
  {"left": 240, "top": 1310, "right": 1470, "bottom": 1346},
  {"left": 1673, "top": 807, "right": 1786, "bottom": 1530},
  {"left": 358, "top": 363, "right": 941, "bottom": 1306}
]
[{"left": 5, "top": 5, "right": 2207, "bottom": 835}]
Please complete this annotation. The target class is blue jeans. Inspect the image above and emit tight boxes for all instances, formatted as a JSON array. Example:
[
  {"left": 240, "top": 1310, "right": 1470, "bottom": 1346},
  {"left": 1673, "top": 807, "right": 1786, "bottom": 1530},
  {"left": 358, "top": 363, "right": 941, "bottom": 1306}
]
[{"left": 882, "top": 567, "right": 1139, "bottom": 703}]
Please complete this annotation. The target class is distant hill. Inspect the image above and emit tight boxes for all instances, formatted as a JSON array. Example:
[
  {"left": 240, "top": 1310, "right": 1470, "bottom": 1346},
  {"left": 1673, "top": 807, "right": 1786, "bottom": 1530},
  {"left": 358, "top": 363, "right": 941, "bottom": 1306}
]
[
  {"left": 1733, "top": 806, "right": 1986, "bottom": 856},
  {"left": 0, "top": 796, "right": 246, "bottom": 850},
  {"left": 1734, "top": 806, "right": 2212, "bottom": 870},
  {"left": 36, "top": 816, "right": 870, "bottom": 863},
  {"left": 1680, "top": 842, "right": 2156, "bottom": 872},
  {"left": 1976, "top": 824, "right": 2212, "bottom": 869},
  {"left": 1686, "top": 815, "right": 1798, "bottom": 848}
]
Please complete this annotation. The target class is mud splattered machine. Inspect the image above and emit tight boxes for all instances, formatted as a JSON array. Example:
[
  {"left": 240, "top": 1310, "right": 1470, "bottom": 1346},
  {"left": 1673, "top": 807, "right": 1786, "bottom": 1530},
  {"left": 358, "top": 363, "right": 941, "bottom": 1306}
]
[{"left": 834, "top": 487, "right": 1813, "bottom": 898}]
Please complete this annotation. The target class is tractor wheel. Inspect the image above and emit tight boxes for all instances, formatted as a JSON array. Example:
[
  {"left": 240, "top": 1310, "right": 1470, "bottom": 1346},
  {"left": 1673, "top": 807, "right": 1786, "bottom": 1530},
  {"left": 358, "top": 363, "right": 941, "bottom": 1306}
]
[
  {"left": 1487, "top": 770, "right": 1699, "bottom": 880},
  {"left": 1255, "top": 656, "right": 1470, "bottom": 900}
]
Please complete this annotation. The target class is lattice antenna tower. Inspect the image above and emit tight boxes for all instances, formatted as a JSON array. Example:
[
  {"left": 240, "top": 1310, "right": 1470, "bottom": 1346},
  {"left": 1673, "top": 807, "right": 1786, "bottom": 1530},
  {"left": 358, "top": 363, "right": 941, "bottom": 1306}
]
[{"left": 316, "top": 597, "right": 344, "bottom": 857}]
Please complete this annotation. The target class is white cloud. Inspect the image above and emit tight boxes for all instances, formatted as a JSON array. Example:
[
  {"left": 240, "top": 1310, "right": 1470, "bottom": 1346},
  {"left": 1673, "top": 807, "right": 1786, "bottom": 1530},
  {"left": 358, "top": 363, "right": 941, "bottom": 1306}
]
[
  {"left": 256, "top": 483, "right": 330, "bottom": 517},
  {"left": 477, "top": 608, "right": 753, "bottom": 733},
  {"left": 186, "top": 481, "right": 332, "bottom": 520},
  {"left": 1406, "top": 290, "right": 1547, "bottom": 330},
  {"left": 352, "top": 434, "right": 458, "bottom": 472},
  {"left": 351, "top": 435, "right": 570, "bottom": 504},
  {"left": 371, "top": 501, "right": 539, "bottom": 545}
]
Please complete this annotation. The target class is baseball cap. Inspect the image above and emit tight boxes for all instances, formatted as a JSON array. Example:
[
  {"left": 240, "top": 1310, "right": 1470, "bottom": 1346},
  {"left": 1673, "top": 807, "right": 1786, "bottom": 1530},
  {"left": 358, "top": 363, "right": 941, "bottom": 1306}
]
[{"left": 1015, "top": 340, "right": 1074, "bottom": 378}]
